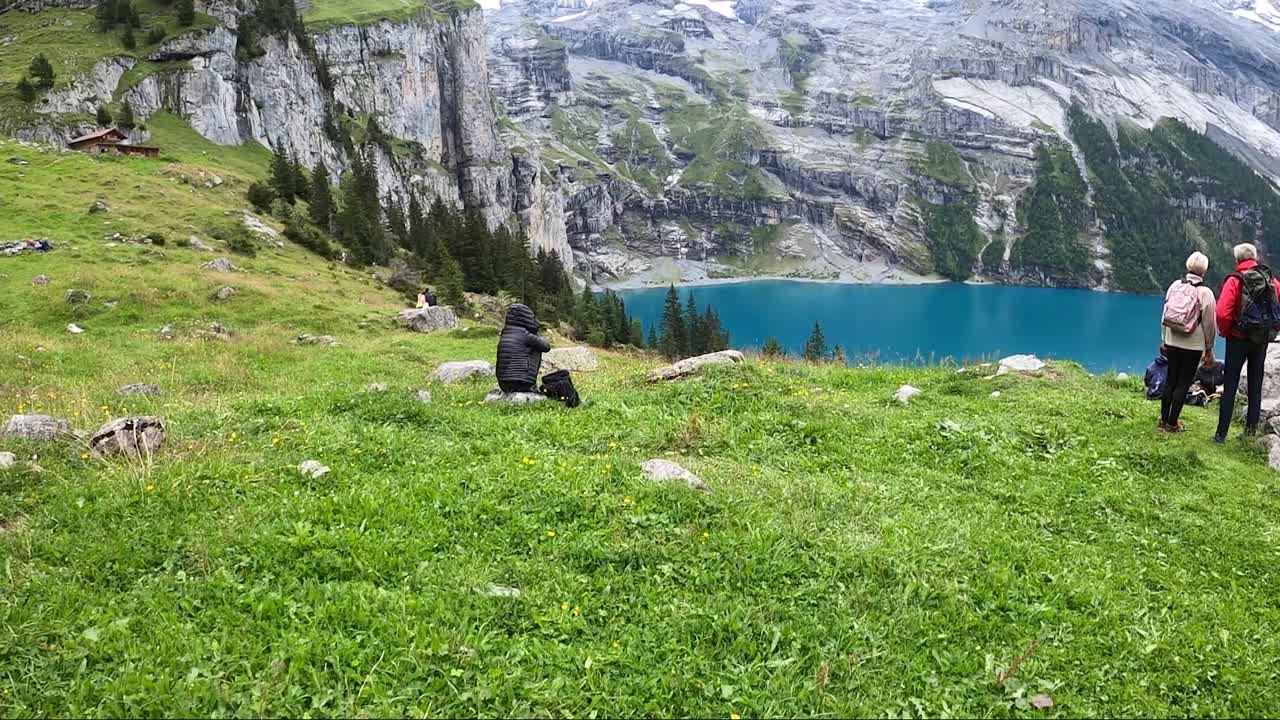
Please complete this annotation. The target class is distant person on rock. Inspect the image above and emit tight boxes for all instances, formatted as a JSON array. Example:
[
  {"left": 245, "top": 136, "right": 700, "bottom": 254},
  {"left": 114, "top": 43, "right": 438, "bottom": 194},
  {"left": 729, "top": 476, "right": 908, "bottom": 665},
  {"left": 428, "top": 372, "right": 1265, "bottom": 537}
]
[
  {"left": 496, "top": 303, "right": 551, "bottom": 394},
  {"left": 416, "top": 287, "right": 437, "bottom": 308},
  {"left": 1214, "top": 243, "right": 1280, "bottom": 443},
  {"left": 1158, "top": 252, "right": 1217, "bottom": 432}
]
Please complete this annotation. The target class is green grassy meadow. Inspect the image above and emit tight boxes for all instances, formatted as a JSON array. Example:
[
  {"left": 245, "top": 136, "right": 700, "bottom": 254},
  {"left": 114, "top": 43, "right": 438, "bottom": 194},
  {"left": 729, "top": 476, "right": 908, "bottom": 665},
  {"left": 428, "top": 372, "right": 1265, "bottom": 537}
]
[{"left": 2, "top": 140, "right": 1280, "bottom": 717}]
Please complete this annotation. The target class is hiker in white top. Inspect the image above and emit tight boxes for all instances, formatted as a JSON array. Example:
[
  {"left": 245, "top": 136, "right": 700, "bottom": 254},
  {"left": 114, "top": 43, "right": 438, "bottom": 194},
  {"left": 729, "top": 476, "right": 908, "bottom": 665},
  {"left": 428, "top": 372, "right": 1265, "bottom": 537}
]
[{"left": 1159, "top": 251, "right": 1217, "bottom": 432}]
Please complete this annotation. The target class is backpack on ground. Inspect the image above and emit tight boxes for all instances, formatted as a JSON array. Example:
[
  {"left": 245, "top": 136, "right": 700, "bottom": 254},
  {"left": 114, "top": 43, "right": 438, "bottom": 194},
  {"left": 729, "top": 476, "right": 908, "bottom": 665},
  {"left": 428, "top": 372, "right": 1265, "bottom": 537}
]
[
  {"left": 1232, "top": 265, "right": 1280, "bottom": 343},
  {"left": 1162, "top": 279, "right": 1202, "bottom": 334},
  {"left": 540, "top": 369, "right": 581, "bottom": 408}
]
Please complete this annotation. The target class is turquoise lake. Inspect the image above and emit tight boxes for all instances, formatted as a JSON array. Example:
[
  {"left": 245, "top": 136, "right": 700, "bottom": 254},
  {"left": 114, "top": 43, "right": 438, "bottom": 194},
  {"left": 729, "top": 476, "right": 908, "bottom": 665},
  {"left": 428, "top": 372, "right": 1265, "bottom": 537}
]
[{"left": 618, "top": 280, "right": 1224, "bottom": 373}]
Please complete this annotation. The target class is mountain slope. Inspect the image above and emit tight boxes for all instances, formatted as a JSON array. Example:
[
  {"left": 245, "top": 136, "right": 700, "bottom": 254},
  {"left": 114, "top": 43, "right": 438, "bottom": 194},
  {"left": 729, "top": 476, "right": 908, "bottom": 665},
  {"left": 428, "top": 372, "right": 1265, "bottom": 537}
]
[{"left": 486, "top": 0, "right": 1280, "bottom": 291}]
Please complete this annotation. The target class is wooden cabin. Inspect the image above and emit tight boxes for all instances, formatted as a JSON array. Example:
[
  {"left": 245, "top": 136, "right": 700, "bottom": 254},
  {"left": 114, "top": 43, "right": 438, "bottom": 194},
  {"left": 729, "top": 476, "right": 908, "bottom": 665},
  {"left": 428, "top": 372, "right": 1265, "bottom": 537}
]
[{"left": 68, "top": 128, "right": 160, "bottom": 157}]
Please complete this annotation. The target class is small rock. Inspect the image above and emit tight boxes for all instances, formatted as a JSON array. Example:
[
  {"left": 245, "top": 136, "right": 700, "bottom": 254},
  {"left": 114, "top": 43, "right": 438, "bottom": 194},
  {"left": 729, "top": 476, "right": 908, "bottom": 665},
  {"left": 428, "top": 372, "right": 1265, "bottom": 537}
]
[
  {"left": 66, "top": 323, "right": 84, "bottom": 335},
  {"left": 210, "top": 174, "right": 224, "bottom": 187},
  {"left": 543, "top": 347, "right": 600, "bottom": 373},
  {"left": 202, "top": 257, "right": 237, "bottom": 272},
  {"left": 0, "top": 451, "right": 16, "bottom": 469},
  {"left": 31, "top": 274, "right": 50, "bottom": 286},
  {"left": 1116, "top": 372, "right": 1130, "bottom": 381},
  {"left": 88, "top": 199, "right": 109, "bottom": 214},
  {"left": 116, "top": 383, "right": 161, "bottom": 397},
  {"left": 648, "top": 350, "right": 745, "bottom": 382},
  {"left": 365, "top": 383, "right": 388, "bottom": 393},
  {"left": 484, "top": 388, "right": 547, "bottom": 405},
  {"left": 189, "top": 236, "right": 214, "bottom": 252},
  {"left": 894, "top": 385, "right": 922, "bottom": 404},
  {"left": 398, "top": 306, "right": 460, "bottom": 333},
  {"left": 212, "top": 286, "right": 236, "bottom": 301},
  {"left": 428, "top": 360, "right": 495, "bottom": 385},
  {"left": 242, "top": 213, "right": 278, "bottom": 238},
  {"left": 298, "top": 460, "right": 330, "bottom": 479},
  {"left": 483, "top": 585, "right": 521, "bottom": 598},
  {"left": 194, "top": 322, "right": 233, "bottom": 341},
  {"left": 990, "top": 391, "right": 1002, "bottom": 398},
  {"left": 998, "top": 354, "right": 1047, "bottom": 375},
  {"left": 64, "top": 288, "right": 91, "bottom": 305},
  {"left": 640, "top": 459, "right": 710, "bottom": 493},
  {"left": 1030, "top": 694, "right": 1054, "bottom": 710},
  {"left": 155, "top": 324, "right": 176, "bottom": 340},
  {"left": 295, "top": 334, "right": 338, "bottom": 347},
  {"left": 416, "top": 389, "right": 433, "bottom": 403},
  {"left": 90, "top": 416, "right": 166, "bottom": 457},
  {"left": 2, "top": 414, "right": 71, "bottom": 441},
  {"left": 7, "top": 157, "right": 29, "bottom": 166}
]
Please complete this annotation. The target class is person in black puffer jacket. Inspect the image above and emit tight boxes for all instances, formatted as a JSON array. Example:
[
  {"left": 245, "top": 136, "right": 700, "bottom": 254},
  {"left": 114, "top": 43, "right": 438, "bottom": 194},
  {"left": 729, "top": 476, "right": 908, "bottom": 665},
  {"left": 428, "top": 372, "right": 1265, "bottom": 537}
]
[{"left": 496, "top": 303, "right": 551, "bottom": 393}]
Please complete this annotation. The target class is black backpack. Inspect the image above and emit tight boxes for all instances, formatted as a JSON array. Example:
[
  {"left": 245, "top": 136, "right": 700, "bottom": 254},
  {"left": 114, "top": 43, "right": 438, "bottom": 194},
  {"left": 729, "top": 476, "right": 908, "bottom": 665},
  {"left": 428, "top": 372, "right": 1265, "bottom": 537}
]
[
  {"left": 1232, "top": 264, "right": 1280, "bottom": 343},
  {"left": 540, "top": 370, "right": 581, "bottom": 408}
]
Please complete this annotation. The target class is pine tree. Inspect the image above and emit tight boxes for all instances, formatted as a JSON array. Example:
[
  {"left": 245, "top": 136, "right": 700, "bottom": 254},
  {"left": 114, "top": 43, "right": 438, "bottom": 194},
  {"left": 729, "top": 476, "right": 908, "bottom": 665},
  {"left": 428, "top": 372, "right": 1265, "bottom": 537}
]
[
  {"left": 290, "top": 154, "right": 309, "bottom": 199},
  {"left": 436, "top": 244, "right": 467, "bottom": 311},
  {"left": 386, "top": 200, "right": 409, "bottom": 250},
  {"left": 407, "top": 196, "right": 432, "bottom": 259},
  {"left": 128, "top": 3, "right": 141, "bottom": 27},
  {"left": 659, "top": 285, "right": 686, "bottom": 361},
  {"left": 832, "top": 344, "right": 848, "bottom": 365},
  {"left": 16, "top": 77, "right": 35, "bottom": 103},
  {"left": 630, "top": 319, "right": 645, "bottom": 347},
  {"left": 647, "top": 324, "right": 659, "bottom": 350},
  {"left": 116, "top": 0, "right": 131, "bottom": 25},
  {"left": 121, "top": 24, "right": 137, "bottom": 49},
  {"left": 177, "top": 0, "right": 195, "bottom": 26},
  {"left": 270, "top": 145, "right": 296, "bottom": 203},
  {"left": 96, "top": 0, "right": 117, "bottom": 31},
  {"left": 118, "top": 100, "right": 136, "bottom": 130},
  {"left": 574, "top": 284, "right": 597, "bottom": 341},
  {"left": 29, "top": 55, "right": 55, "bottom": 90},
  {"left": 308, "top": 162, "right": 335, "bottom": 231},
  {"left": 803, "top": 322, "right": 828, "bottom": 362},
  {"left": 685, "top": 293, "right": 702, "bottom": 357},
  {"left": 96, "top": 105, "right": 113, "bottom": 127},
  {"left": 762, "top": 336, "right": 784, "bottom": 358}
]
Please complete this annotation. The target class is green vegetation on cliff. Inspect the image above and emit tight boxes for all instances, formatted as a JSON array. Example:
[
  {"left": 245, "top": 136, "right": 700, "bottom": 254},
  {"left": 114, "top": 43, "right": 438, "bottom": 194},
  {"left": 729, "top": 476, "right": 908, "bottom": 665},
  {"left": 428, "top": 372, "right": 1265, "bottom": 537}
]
[
  {"left": 914, "top": 141, "right": 972, "bottom": 188},
  {"left": 1012, "top": 145, "right": 1090, "bottom": 277},
  {"left": 1070, "top": 107, "right": 1280, "bottom": 292},
  {"left": 922, "top": 199, "right": 982, "bottom": 281}
]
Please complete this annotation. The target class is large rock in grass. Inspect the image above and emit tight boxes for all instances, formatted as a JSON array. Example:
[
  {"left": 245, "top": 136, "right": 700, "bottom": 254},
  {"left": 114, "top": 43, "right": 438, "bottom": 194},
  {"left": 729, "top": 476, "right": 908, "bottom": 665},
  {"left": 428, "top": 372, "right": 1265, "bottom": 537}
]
[
  {"left": 640, "top": 459, "right": 710, "bottom": 493},
  {"left": 484, "top": 388, "right": 547, "bottom": 405},
  {"left": 648, "top": 350, "right": 744, "bottom": 382},
  {"left": 997, "top": 355, "right": 1047, "bottom": 375},
  {"left": 427, "top": 360, "right": 495, "bottom": 384},
  {"left": 64, "top": 288, "right": 91, "bottom": 305},
  {"left": 1259, "top": 435, "right": 1280, "bottom": 473},
  {"left": 398, "top": 306, "right": 459, "bottom": 333},
  {"left": 543, "top": 347, "right": 599, "bottom": 373},
  {"left": 116, "top": 383, "right": 161, "bottom": 397},
  {"left": 90, "top": 416, "right": 166, "bottom": 457},
  {"left": 1241, "top": 344, "right": 1280, "bottom": 424},
  {"left": 894, "top": 385, "right": 922, "bottom": 404},
  {"left": 0, "top": 452, "right": 17, "bottom": 469},
  {"left": 2, "top": 415, "right": 71, "bottom": 441},
  {"left": 202, "top": 257, "right": 237, "bottom": 272}
]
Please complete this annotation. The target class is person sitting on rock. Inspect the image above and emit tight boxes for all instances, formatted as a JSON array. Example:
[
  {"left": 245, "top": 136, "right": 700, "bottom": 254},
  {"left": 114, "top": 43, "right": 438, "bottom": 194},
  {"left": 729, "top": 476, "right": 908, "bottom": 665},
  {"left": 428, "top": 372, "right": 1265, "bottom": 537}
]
[
  {"left": 496, "top": 303, "right": 551, "bottom": 394},
  {"left": 416, "top": 287, "right": 437, "bottom": 308}
]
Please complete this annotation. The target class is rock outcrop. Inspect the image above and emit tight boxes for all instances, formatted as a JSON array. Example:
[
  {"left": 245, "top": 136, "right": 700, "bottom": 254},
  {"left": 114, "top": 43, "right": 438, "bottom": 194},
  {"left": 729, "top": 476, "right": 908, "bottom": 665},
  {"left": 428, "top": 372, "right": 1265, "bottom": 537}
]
[
  {"left": 398, "top": 306, "right": 460, "bottom": 333},
  {"left": 640, "top": 459, "right": 710, "bottom": 492},
  {"left": 428, "top": 360, "right": 496, "bottom": 384},
  {"left": 484, "top": 388, "right": 548, "bottom": 404},
  {"left": 542, "top": 346, "right": 599, "bottom": 373},
  {"left": 648, "top": 350, "right": 744, "bottom": 382},
  {"left": 2, "top": 415, "right": 71, "bottom": 441},
  {"left": 90, "top": 416, "right": 167, "bottom": 457}
]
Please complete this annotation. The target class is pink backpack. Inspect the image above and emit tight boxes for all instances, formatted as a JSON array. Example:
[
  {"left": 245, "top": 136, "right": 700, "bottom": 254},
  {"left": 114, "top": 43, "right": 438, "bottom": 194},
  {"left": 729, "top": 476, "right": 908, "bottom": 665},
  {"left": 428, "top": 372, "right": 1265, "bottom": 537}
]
[{"left": 1162, "top": 280, "right": 1202, "bottom": 333}]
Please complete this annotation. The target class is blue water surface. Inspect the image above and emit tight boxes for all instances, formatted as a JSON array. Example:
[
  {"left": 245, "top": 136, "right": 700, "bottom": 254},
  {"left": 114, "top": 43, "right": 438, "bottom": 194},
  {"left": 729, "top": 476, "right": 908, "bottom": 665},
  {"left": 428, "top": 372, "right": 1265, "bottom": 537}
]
[{"left": 617, "top": 280, "right": 1223, "bottom": 373}]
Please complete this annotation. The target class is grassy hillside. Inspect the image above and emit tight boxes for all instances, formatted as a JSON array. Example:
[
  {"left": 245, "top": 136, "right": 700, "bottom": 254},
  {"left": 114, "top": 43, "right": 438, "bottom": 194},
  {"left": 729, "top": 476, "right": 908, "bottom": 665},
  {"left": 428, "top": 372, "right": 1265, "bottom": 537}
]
[{"left": 3, "top": 140, "right": 1280, "bottom": 717}]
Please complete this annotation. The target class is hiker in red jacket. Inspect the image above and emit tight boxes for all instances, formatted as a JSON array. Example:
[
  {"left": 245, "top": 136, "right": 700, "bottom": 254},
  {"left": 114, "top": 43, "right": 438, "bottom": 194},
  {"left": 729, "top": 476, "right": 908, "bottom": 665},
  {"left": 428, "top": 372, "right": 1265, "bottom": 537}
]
[{"left": 1214, "top": 243, "right": 1280, "bottom": 443}]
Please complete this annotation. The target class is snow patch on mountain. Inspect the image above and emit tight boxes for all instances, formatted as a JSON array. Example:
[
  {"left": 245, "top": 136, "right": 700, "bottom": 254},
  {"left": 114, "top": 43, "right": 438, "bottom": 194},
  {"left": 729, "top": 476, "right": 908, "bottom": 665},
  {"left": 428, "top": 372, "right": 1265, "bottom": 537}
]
[
  {"left": 933, "top": 77, "right": 1069, "bottom": 137},
  {"left": 681, "top": 0, "right": 739, "bottom": 19}
]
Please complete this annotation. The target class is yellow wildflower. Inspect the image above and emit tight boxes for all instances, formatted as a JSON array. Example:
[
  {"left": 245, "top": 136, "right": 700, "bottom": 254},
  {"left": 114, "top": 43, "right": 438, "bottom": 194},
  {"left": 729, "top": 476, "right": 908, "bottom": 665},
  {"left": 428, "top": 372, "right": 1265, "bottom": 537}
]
[
  {"left": 146, "top": 484, "right": 155, "bottom": 492},
  {"left": 561, "top": 603, "right": 569, "bottom": 611},
  {"left": 608, "top": 441, "right": 618, "bottom": 448},
  {"left": 80, "top": 453, "right": 89, "bottom": 460},
  {"left": 572, "top": 606, "right": 580, "bottom": 616},
  {"left": 623, "top": 496, "right": 633, "bottom": 505},
  {"left": 546, "top": 530, "right": 556, "bottom": 537},
  {"left": 731, "top": 714, "right": 742, "bottom": 720},
  {"left": 612, "top": 642, "right": 620, "bottom": 649}
]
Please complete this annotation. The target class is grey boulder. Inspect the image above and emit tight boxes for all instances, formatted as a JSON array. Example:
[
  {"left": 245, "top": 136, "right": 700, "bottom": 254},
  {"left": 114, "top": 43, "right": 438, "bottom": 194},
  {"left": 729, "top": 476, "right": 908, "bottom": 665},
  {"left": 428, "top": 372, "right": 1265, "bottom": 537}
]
[
  {"left": 543, "top": 347, "right": 600, "bottom": 373},
  {"left": 416, "top": 389, "right": 433, "bottom": 403},
  {"left": 202, "top": 257, "right": 237, "bottom": 272},
  {"left": 31, "top": 274, "right": 50, "bottom": 287},
  {"left": 640, "top": 459, "right": 711, "bottom": 492},
  {"left": 0, "top": 452, "right": 16, "bottom": 469},
  {"left": 648, "top": 350, "right": 744, "bottom": 382},
  {"left": 895, "top": 385, "right": 923, "bottom": 404},
  {"left": 64, "top": 288, "right": 91, "bottom": 305},
  {"left": 398, "top": 306, "right": 459, "bottom": 333},
  {"left": 116, "top": 383, "right": 161, "bottom": 397},
  {"left": 428, "top": 360, "right": 495, "bottom": 385},
  {"left": 296, "top": 334, "right": 339, "bottom": 347},
  {"left": 90, "top": 416, "right": 166, "bottom": 457},
  {"left": 997, "top": 355, "right": 1047, "bottom": 375},
  {"left": 484, "top": 388, "right": 547, "bottom": 405},
  {"left": 298, "top": 460, "right": 330, "bottom": 479},
  {"left": 212, "top": 286, "right": 236, "bottom": 301},
  {"left": 2, "top": 415, "right": 71, "bottom": 441}
]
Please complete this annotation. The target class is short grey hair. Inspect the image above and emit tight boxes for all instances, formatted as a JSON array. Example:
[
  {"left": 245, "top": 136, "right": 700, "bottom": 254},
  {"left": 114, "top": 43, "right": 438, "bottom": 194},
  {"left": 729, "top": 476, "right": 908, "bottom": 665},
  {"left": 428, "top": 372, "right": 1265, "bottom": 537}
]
[
  {"left": 1235, "top": 243, "right": 1258, "bottom": 262},
  {"left": 1186, "top": 251, "right": 1209, "bottom": 276}
]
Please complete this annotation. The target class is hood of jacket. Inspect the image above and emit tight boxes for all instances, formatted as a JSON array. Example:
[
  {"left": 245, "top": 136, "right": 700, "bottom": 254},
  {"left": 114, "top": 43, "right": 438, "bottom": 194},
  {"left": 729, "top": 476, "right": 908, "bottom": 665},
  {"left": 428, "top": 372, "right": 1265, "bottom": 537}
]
[{"left": 504, "top": 304, "right": 539, "bottom": 332}]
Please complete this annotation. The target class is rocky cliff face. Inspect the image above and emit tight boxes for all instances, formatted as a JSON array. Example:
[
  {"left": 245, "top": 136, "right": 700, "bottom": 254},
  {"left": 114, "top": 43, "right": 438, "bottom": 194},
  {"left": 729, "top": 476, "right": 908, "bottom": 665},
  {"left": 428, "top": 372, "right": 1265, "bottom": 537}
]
[
  {"left": 484, "top": 0, "right": 1280, "bottom": 288},
  {"left": 11, "top": 0, "right": 574, "bottom": 267}
]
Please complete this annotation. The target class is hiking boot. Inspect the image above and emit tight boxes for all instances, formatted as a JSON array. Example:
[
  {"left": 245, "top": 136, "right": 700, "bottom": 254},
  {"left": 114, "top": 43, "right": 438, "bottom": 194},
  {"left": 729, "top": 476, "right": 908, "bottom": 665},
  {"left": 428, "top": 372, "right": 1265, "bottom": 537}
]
[
  {"left": 1213, "top": 434, "right": 1226, "bottom": 445},
  {"left": 1244, "top": 426, "right": 1259, "bottom": 438},
  {"left": 1168, "top": 422, "right": 1185, "bottom": 433}
]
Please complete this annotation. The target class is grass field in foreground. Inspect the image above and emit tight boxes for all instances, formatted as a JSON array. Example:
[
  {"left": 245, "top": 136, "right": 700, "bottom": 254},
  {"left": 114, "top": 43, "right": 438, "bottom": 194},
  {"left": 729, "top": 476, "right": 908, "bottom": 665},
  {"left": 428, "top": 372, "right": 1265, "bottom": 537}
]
[{"left": 1, "top": 143, "right": 1280, "bottom": 718}]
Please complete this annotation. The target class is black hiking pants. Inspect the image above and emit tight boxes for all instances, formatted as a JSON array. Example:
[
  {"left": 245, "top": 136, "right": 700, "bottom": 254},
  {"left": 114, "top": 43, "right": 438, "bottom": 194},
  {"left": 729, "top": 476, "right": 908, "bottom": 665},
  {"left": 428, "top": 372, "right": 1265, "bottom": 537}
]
[
  {"left": 1217, "top": 338, "right": 1268, "bottom": 438},
  {"left": 498, "top": 380, "right": 537, "bottom": 394},
  {"left": 1161, "top": 347, "right": 1202, "bottom": 427}
]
